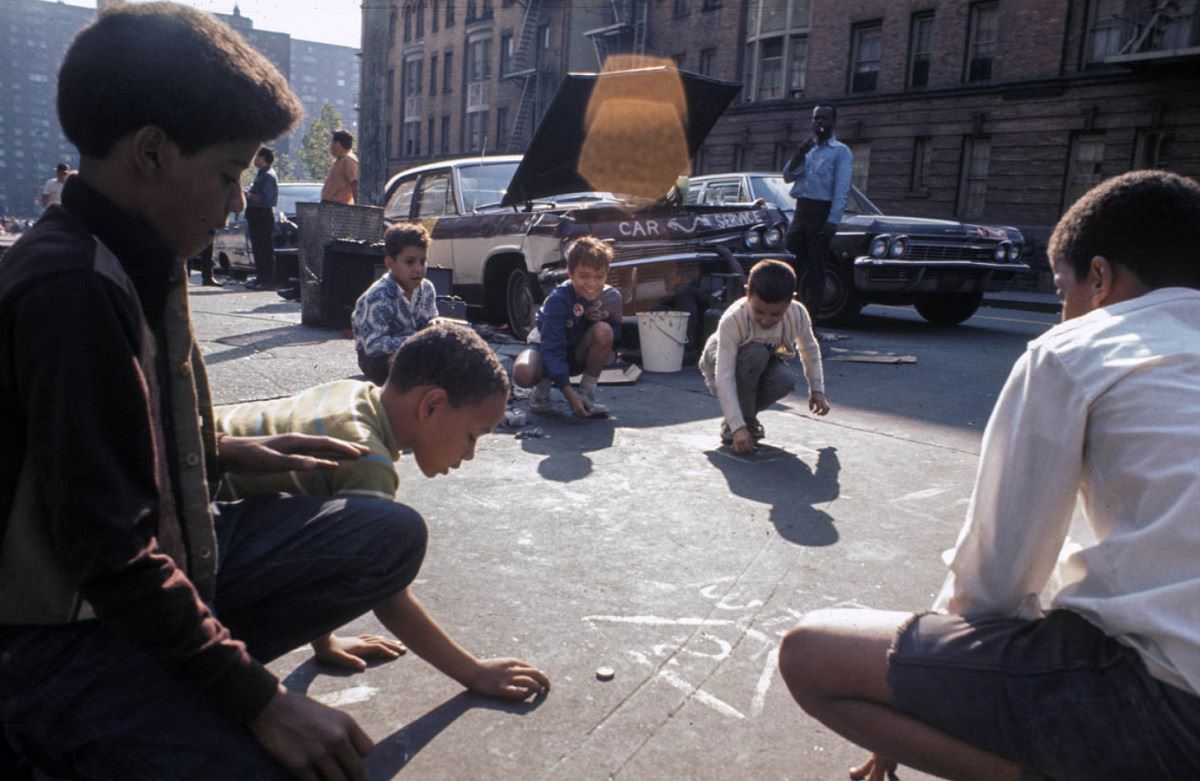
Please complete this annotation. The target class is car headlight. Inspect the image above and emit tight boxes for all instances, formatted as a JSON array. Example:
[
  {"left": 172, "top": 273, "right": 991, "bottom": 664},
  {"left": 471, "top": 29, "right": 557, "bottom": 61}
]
[
  {"left": 889, "top": 236, "right": 907, "bottom": 258},
  {"left": 764, "top": 226, "right": 783, "bottom": 248},
  {"left": 744, "top": 229, "right": 763, "bottom": 249},
  {"left": 1008, "top": 244, "right": 1022, "bottom": 262},
  {"left": 870, "top": 235, "right": 890, "bottom": 258},
  {"left": 995, "top": 242, "right": 1010, "bottom": 262}
]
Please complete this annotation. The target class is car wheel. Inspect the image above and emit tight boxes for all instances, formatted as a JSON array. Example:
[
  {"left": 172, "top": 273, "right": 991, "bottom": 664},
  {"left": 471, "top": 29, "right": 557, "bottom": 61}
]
[
  {"left": 505, "top": 269, "right": 538, "bottom": 339},
  {"left": 914, "top": 292, "right": 983, "bottom": 326},
  {"left": 815, "top": 262, "right": 862, "bottom": 325}
]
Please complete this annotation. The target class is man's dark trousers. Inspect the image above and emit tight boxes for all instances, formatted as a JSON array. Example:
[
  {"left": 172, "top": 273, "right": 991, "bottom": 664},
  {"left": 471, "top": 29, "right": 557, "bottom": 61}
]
[
  {"left": 245, "top": 205, "right": 276, "bottom": 287},
  {"left": 785, "top": 198, "right": 834, "bottom": 315}
]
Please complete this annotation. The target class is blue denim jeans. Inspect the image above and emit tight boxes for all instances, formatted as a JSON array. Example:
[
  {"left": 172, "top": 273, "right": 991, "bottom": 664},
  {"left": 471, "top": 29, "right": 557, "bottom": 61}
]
[
  {"left": 0, "top": 494, "right": 426, "bottom": 780},
  {"left": 888, "top": 609, "right": 1200, "bottom": 781}
]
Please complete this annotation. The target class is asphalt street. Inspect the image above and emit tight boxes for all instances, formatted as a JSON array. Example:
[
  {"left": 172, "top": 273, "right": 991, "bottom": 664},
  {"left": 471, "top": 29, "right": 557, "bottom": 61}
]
[{"left": 190, "top": 279, "right": 1058, "bottom": 781}]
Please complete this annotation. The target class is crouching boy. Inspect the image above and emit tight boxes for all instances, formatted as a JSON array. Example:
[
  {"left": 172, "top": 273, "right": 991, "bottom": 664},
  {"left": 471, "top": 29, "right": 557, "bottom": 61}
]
[
  {"left": 779, "top": 170, "right": 1200, "bottom": 781},
  {"left": 217, "top": 322, "right": 550, "bottom": 688},
  {"left": 513, "top": 236, "right": 621, "bottom": 417},
  {"left": 352, "top": 222, "right": 438, "bottom": 385},
  {"left": 700, "top": 259, "right": 829, "bottom": 454}
]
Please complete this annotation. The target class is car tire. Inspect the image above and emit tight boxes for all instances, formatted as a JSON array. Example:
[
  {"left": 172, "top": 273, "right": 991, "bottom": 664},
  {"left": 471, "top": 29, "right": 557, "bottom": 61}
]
[
  {"left": 815, "top": 261, "right": 862, "bottom": 325},
  {"left": 505, "top": 268, "right": 538, "bottom": 339},
  {"left": 914, "top": 292, "right": 983, "bottom": 326}
]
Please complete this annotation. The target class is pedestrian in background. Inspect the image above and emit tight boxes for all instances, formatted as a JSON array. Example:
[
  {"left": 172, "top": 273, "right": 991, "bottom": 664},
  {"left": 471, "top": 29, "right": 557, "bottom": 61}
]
[
  {"left": 39, "top": 162, "right": 70, "bottom": 210},
  {"left": 321, "top": 128, "right": 359, "bottom": 205},
  {"left": 782, "top": 104, "right": 852, "bottom": 317},
  {"left": 244, "top": 145, "right": 278, "bottom": 289}
]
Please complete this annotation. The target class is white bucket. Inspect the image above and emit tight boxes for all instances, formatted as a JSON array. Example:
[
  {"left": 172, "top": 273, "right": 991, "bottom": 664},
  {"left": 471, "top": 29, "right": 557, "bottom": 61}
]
[{"left": 636, "top": 310, "right": 691, "bottom": 373}]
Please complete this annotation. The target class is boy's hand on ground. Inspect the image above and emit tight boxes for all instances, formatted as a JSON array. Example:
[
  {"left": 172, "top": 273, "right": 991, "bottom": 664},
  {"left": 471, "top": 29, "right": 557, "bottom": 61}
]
[
  {"left": 220, "top": 434, "right": 371, "bottom": 474},
  {"left": 809, "top": 391, "right": 831, "bottom": 416},
  {"left": 849, "top": 753, "right": 898, "bottom": 781},
  {"left": 312, "top": 632, "right": 407, "bottom": 671},
  {"left": 731, "top": 427, "right": 756, "bottom": 455},
  {"left": 563, "top": 387, "right": 592, "bottom": 418},
  {"left": 466, "top": 658, "right": 551, "bottom": 700},
  {"left": 249, "top": 688, "right": 373, "bottom": 781}
]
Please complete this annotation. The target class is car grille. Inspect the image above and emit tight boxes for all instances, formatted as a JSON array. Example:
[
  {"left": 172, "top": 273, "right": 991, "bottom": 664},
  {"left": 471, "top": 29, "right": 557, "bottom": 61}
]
[
  {"left": 612, "top": 242, "right": 705, "bottom": 262},
  {"left": 903, "top": 241, "right": 998, "bottom": 263}
]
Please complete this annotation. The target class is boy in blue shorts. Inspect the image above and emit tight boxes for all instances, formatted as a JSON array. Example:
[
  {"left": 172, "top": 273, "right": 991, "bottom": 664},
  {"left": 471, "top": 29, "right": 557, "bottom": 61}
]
[
  {"left": 779, "top": 170, "right": 1200, "bottom": 781},
  {"left": 513, "top": 236, "right": 621, "bottom": 417}
]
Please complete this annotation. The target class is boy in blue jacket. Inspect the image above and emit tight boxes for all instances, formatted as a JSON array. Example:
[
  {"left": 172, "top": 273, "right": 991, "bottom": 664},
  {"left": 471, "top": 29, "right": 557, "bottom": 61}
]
[{"left": 513, "top": 236, "right": 621, "bottom": 417}]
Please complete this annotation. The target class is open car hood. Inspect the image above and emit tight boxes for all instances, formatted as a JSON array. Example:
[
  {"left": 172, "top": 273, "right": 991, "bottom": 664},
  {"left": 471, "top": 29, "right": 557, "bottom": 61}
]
[{"left": 501, "top": 67, "right": 741, "bottom": 207}]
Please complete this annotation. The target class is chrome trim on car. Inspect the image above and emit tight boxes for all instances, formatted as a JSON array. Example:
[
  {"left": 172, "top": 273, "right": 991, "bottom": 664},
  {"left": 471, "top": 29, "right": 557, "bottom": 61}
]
[{"left": 854, "top": 258, "right": 1031, "bottom": 272}]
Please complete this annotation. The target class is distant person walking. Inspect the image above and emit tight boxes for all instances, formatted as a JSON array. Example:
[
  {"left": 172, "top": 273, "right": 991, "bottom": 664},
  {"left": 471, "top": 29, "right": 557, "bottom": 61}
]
[
  {"left": 244, "top": 146, "right": 278, "bottom": 289},
  {"left": 39, "top": 163, "right": 70, "bottom": 210},
  {"left": 782, "top": 104, "right": 852, "bottom": 317},
  {"left": 321, "top": 129, "right": 359, "bottom": 205}
]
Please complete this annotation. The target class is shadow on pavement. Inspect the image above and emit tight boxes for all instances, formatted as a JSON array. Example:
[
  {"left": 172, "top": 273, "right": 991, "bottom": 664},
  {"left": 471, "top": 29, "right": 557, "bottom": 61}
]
[
  {"left": 705, "top": 445, "right": 840, "bottom": 546},
  {"left": 204, "top": 325, "right": 348, "bottom": 366},
  {"left": 517, "top": 414, "right": 617, "bottom": 483},
  {"left": 365, "top": 691, "right": 545, "bottom": 780}
]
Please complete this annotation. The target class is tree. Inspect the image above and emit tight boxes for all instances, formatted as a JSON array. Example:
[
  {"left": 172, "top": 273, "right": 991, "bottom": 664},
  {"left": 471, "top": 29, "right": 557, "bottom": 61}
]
[
  {"left": 299, "top": 103, "right": 346, "bottom": 181},
  {"left": 272, "top": 153, "right": 299, "bottom": 183}
]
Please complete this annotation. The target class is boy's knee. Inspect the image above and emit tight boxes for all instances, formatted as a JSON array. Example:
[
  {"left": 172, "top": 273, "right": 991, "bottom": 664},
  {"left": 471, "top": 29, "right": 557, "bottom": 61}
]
[
  {"left": 589, "top": 321, "right": 614, "bottom": 348},
  {"left": 779, "top": 614, "right": 839, "bottom": 707},
  {"left": 367, "top": 501, "right": 429, "bottom": 575},
  {"left": 736, "top": 342, "right": 771, "bottom": 373}
]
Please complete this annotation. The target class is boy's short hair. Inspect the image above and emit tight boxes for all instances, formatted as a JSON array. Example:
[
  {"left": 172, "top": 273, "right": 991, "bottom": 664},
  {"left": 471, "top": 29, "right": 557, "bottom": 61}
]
[
  {"left": 384, "top": 222, "right": 431, "bottom": 257},
  {"left": 332, "top": 130, "right": 354, "bottom": 151},
  {"left": 565, "top": 236, "right": 613, "bottom": 273},
  {"left": 1049, "top": 170, "right": 1200, "bottom": 290},
  {"left": 58, "top": 3, "right": 302, "bottom": 158},
  {"left": 386, "top": 322, "right": 509, "bottom": 407},
  {"left": 747, "top": 259, "right": 797, "bottom": 303},
  {"left": 256, "top": 146, "right": 275, "bottom": 165}
]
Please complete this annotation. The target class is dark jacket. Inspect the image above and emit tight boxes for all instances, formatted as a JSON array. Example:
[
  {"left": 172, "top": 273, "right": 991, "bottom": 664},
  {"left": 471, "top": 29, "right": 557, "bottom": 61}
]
[{"left": 534, "top": 281, "right": 622, "bottom": 389}]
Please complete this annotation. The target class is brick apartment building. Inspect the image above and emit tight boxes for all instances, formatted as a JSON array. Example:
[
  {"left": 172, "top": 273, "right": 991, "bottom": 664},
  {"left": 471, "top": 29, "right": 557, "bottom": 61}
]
[{"left": 370, "top": 0, "right": 1199, "bottom": 266}]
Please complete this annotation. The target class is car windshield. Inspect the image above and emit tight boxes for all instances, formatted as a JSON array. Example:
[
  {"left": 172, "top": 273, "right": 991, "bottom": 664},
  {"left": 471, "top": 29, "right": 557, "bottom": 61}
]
[
  {"left": 750, "top": 174, "right": 882, "bottom": 217},
  {"left": 276, "top": 184, "right": 323, "bottom": 217},
  {"left": 458, "top": 161, "right": 520, "bottom": 210}
]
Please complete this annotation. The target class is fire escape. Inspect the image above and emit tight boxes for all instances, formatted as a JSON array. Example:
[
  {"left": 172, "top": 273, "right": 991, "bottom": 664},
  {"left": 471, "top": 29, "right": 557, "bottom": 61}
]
[
  {"left": 503, "top": 0, "right": 546, "bottom": 152},
  {"left": 583, "top": 0, "right": 649, "bottom": 68},
  {"left": 1107, "top": 0, "right": 1200, "bottom": 66}
]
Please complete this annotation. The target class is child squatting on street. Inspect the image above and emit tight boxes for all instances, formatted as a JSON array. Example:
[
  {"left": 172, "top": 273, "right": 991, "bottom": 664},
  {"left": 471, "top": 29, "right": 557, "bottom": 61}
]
[
  {"left": 513, "top": 235, "right": 622, "bottom": 418},
  {"left": 778, "top": 170, "right": 1200, "bottom": 781},
  {"left": 217, "top": 322, "right": 550, "bottom": 690},
  {"left": 351, "top": 221, "right": 438, "bottom": 385},
  {"left": 700, "top": 258, "right": 830, "bottom": 454}
]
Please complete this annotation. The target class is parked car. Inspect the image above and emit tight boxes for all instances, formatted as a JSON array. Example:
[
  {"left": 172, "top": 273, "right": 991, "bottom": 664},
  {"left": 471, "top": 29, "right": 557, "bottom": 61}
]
[
  {"left": 381, "top": 68, "right": 790, "bottom": 337},
  {"left": 215, "top": 181, "right": 323, "bottom": 279},
  {"left": 688, "top": 172, "right": 1030, "bottom": 325}
]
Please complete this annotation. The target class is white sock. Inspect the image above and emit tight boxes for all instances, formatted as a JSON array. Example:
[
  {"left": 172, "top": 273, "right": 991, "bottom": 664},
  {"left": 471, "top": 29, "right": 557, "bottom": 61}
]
[{"left": 580, "top": 375, "right": 599, "bottom": 395}]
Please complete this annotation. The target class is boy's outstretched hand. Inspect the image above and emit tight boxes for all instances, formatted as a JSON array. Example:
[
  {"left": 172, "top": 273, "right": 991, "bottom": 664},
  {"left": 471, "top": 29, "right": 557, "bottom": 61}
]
[
  {"left": 850, "top": 753, "right": 898, "bottom": 781},
  {"left": 312, "top": 632, "right": 407, "bottom": 671},
  {"left": 809, "top": 391, "right": 831, "bottom": 416},
  {"left": 219, "top": 433, "right": 371, "bottom": 474},
  {"left": 466, "top": 657, "right": 551, "bottom": 700}
]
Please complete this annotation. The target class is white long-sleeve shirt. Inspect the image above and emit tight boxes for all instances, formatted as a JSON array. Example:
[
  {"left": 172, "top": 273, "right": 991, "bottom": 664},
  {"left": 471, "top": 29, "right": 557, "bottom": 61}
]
[
  {"left": 935, "top": 287, "right": 1200, "bottom": 695},
  {"left": 699, "top": 297, "right": 825, "bottom": 432}
]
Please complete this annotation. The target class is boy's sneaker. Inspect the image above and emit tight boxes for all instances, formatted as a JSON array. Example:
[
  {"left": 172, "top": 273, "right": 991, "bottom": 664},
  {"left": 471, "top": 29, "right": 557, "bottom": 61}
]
[
  {"left": 719, "top": 422, "right": 733, "bottom": 445},
  {"left": 529, "top": 380, "right": 554, "bottom": 414},
  {"left": 582, "top": 387, "right": 609, "bottom": 417},
  {"left": 749, "top": 420, "right": 766, "bottom": 440}
]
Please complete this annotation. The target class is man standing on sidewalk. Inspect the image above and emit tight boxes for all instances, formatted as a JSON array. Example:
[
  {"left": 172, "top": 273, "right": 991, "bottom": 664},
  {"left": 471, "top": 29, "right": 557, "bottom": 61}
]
[
  {"left": 321, "top": 129, "right": 359, "bottom": 205},
  {"left": 782, "top": 104, "right": 852, "bottom": 317},
  {"left": 244, "top": 146, "right": 278, "bottom": 290}
]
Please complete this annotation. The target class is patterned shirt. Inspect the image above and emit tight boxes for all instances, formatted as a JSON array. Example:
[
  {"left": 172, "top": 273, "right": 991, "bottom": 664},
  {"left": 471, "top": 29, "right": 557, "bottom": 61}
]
[
  {"left": 216, "top": 380, "right": 400, "bottom": 501},
  {"left": 351, "top": 274, "right": 438, "bottom": 359}
]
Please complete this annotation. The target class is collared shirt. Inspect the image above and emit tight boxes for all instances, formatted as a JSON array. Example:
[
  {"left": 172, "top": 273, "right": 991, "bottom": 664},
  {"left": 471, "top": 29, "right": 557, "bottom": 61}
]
[
  {"left": 351, "top": 273, "right": 438, "bottom": 359},
  {"left": 782, "top": 137, "right": 853, "bottom": 225},
  {"left": 699, "top": 296, "right": 825, "bottom": 432},
  {"left": 0, "top": 176, "right": 278, "bottom": 722},
  {"left": 322, "top": 152, "right": 359, "bottom": 205},
  {"left": 248, "top": 166, "right": 278, "bottom": 210},
  {"left": 935, "top": 287, "right": 1200, "bottom": 696},
  {"left": 217, "top": 380, "right": 400, "bottom": 501}
]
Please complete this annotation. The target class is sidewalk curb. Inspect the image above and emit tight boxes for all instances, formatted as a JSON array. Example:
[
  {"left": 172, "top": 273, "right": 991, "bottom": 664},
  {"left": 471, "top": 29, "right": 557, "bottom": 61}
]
[{"left": 982, "top": 294, "right": 1061, "bottom": 315}]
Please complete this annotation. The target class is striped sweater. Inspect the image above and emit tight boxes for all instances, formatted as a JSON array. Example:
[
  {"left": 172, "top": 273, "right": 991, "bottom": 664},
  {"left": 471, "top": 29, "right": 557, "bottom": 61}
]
[{"left": 216, "top": 380, "right": 400, "bottom": 501}]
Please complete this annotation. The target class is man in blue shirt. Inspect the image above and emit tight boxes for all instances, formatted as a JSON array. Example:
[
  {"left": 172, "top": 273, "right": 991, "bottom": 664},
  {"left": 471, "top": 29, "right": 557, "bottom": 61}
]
[
  {"left": 244, "top": 146, "right": 279, "bottom": 290},
  {"left": 782, "top": 104, "right": 853, "bottom": 316}
]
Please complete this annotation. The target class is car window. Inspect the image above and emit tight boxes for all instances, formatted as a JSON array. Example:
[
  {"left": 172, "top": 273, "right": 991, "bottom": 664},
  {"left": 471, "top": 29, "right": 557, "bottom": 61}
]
[
  {"left": 749, "top": 175, "right": 794, "bottom": 211},
  {"left": 414, "top": 172, "right": 456, "bottom": 217},
  {"left": 457, "top": 161, "right": 519, "bottom": 210},
  {"left": 276, "top": 184, "right": 322, "bottom": 217},
  {"left": 384, "top": 176, "right": 418, "bottom": 223},
  {"left": 701, "top": 181, "right": 743, "bottom": 205},
  {"left": 845, "top": 186, "right": 883, "bottom": 217}
]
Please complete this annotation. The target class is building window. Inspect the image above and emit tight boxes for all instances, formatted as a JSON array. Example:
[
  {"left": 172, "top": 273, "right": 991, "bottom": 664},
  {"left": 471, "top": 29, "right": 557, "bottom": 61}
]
[
  {"left": 404, "top": 120, "right": 421, "bottom": 156},
  {"left": 482, "top": 0, "right": 494, "bottom": 19},
  {"left": 465, "top": 110, "right": 489, "bottom": 152},
  {"left": 441, "top": 114, "right": 451, "bottom": 155},
  {"left": 443, "top": 50, "right": 453, "bottom": 92},
  {"left": 1088, "top": 0, "right": 1125, "bottom": 62},
  {"left": 1064, "top": 133, "right": 1105, "bottom": 208},
  {"left": 847, "top": 142, "right": 871, "bottom": 193},
  {"left": 429, "top": 54, "right": 438, "bottom": 95},
  {"left": 1134, "top": 128, "right": 1173, "bottom": 169},
  {"left": 403, "top": 3, "right": 412, "bottom": 42},
  {"left": 428, "top": 117, "right": 435, "bottom": 158},
  {"left": 702, "top": 0, "right": 722, "bottom": 9},
  {"left": 389, "top": 8, "right": 397, "bottom": 47},
  {"left": 672, "top": 52, "right": 686, "bottom": 68},
  {"left": 732, "top": 144, "right": 747, "bottom": 170},
  {"left": 958, "top": 136, "right": 990, "bottom": 216},
  {"left": 673, "top": 0, "right": 689, "bottom": 18},
  {"left": 415, "top": 0, "right": 425, "bottom": 39},
  {"left": 405, "top": 58, "right": 423, "bottom": 99},
  {"left": 699, "top": 47, "right": 716, "bottom": 76},
  {"left": 908, "top": 12, "right": 934, "bottom": 88},
  {"left": 500, "top": 31, "right": 513, "bottom": 75},
  {"left": 432, "top": 0, "right": 439, "bottom": 33},
  {"left": 744, "top": 0, "right": 811, "bottom": 103},
  {"left": 910, "top": 136, "right": 933, "bottom": 194},
  {"left": 693, "top": 146, "right": 708, "bottom": 175},
  {"left": 964, "top": 2, "right": 998, "bottom": 83},
  {"left": 537, "top": 23, "right": 551, "bottom": 66},
  {"left": 467, "top": 0, "right": 477, "bottom": 20},
  {"left": 496, "top": 106, "right": 509, "bottom": 150},
  {"left": 468, "top": 38, "right": 492, "bottom": 82},
  {"left": 446, "top": 0, "right": 454, "bottom": 27},
  {"left": 849, "top": 21, "right": 882, "bottom": 93}
]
